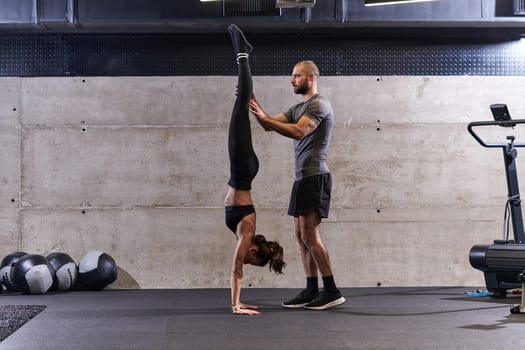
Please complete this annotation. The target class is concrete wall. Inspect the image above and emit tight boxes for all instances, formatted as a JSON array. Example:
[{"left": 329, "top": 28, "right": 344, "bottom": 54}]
[{"left": 1, "top": 75, "right": 524, "bottom": 289}]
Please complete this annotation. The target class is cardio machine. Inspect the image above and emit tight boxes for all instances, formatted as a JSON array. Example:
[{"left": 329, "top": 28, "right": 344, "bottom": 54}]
[{"left": 468, "top": 104, "right": 525, "bottom": 309}]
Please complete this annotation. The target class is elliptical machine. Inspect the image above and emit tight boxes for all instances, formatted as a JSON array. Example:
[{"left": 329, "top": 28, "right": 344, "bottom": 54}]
[{"left": 468, "top": 104, "right": 525, "bottom": 310}]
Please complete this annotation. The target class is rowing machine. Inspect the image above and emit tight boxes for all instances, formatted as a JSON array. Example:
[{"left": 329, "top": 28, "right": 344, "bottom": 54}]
[{"left": 468, "top": 104, "right": 525, "bottom": 299}]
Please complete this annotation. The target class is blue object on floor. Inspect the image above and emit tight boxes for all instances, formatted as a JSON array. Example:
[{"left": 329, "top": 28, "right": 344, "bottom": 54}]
[{"left": 464, "top": 289, "right": 491, "bottom": 297}]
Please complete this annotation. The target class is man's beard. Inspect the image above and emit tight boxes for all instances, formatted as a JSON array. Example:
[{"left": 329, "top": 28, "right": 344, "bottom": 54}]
[{"left": 294, "top": 82, "right": 309, "bottom": 95}]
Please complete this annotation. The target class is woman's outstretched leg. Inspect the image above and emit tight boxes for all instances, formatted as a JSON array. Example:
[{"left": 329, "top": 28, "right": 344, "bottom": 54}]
[{"left": 227, "top": 24, "right": 258, "bottom": 191}]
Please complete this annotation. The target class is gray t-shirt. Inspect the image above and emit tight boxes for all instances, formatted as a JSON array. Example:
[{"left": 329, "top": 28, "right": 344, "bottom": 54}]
[{"left": 284, "top": 94, "right": 333, "bottom": 180}]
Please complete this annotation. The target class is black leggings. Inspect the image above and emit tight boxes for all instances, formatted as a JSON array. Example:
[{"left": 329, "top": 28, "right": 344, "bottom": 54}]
[{"left": 227, "top": 56, "right": 259, "bottom": 190}]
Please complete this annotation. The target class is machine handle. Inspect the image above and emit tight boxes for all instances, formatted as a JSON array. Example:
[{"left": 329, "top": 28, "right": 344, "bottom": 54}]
[{"left": 468, "top": 119, "right": 525, "bottom": 148}]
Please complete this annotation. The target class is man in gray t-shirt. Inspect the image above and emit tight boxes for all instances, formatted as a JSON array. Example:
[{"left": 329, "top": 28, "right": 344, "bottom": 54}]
[
  {"left": 249, "top": 60, "right": 345, "bottom": 310},
  {"left": 284, "top": 94, "right": 333, "bottom": 180}
]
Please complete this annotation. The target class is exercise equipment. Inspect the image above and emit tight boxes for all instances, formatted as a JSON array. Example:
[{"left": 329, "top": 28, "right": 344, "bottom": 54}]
[
  {"left": 46, "top": 252, "right": 78, "bottom": 291},
  {"left": 0, "top": 251, "right": 27, "bottom": 291},
  {"left": 510, "top": 271, "right": 525, "bottom": 314},
  {"left": 78, "top": 251, "right": 117, "bottom": 291},
  {"left": 468, "top": 104, "right": 525, "bottom": 300},
  {"left": 12, "top": 254, "right": 55, "bottom": 294}
]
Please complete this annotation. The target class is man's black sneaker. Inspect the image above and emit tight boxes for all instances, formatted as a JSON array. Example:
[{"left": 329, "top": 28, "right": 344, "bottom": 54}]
[
  {"left": 282, "top": 289, "right": 319, "bottom": 308},
  {"left": 304, "top": 290, "right": 345, "bottom": 310}
]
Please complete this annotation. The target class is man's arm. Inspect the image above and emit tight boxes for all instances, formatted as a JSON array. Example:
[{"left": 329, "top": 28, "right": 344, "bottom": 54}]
[{"left": 249, "top": 96, "right": 317, "bottom": 140}]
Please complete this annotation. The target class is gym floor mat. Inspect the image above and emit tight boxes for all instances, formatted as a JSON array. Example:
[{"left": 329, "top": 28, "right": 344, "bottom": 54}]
[
  {"left": 0, "top": 288, "right": 524, "bottom": 349},
  {"left": 0, "top": 305, "right": 46, "bottom": 342}
]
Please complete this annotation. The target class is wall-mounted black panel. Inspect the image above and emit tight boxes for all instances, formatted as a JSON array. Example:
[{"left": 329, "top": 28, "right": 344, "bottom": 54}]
[
  {"left": 495, "top": 0, "right": 515, "bottom": 16},
  {"left": 349, "top": 0, "right": 483, "bottom": 21},
  {"left": 41, "top": 0, "right": 69, "bottom": 22},
  {"left": 77, "top": 0, "right": 223, "bottom": 20},
  {"left": 1, "top": 33, "right": 525, "bottom": 76},
  {"left": 309, "top": 0, "right": 337, "bottom": 20},
  {"left": 0, "top": 0, "right": 35, "bottom": 23}
]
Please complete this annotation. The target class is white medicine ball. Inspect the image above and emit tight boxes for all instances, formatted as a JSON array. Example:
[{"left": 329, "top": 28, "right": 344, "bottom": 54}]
[
  {"left": 46, "top": 252, "right": 78, "bottom": 291},
  {"left": 12, "top": 254, "right": 55, "bottom": 294},
  {"left": 0, "top": 251, "right": 27, "bottom": 291},
  {"left": 78, "top": 251, "right": 117, "bottom": 291}
]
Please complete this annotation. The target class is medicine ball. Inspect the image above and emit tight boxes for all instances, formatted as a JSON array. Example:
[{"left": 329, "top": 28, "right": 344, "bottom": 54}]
[
  {"left": 0, "top": 251, "right": 27, "bottom": 291},
  {"left": 12, "top": 254, "right": 55, "bottom": 294},
  {"left": 78, "top": 251, "right": 117, "bottom": 291},
  {"left": 46, "top": 252, "right": 78, "bottom": 291}
]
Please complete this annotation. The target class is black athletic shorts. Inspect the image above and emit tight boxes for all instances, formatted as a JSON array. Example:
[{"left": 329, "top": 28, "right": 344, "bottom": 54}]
[
  {"left": 225, "top": 205, "right": 255, "bottom": 234},
  {"left": 288, "top": 173, "right": 331, "bottom": 218}
]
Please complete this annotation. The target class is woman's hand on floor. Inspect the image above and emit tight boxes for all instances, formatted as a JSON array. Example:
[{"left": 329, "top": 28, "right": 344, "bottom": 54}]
[{"left": 232, "top": 303, "right": 260, "bottom": 315}]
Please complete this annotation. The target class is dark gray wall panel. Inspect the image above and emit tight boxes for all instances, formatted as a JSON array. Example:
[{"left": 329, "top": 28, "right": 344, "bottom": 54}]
[{"left": 0, "top": 33, "right": 525, "bottom": 76}]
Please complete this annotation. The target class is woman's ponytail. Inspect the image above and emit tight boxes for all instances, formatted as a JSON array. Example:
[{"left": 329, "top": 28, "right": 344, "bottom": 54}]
[{"left": 254, "top": 234, "right": 286, "bottom": 274}]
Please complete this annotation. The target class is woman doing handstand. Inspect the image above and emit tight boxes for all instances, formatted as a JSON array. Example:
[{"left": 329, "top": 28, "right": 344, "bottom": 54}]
[{"left": 224, "top": 24, "right": 286, "bottom": 315}]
